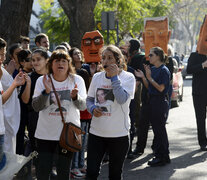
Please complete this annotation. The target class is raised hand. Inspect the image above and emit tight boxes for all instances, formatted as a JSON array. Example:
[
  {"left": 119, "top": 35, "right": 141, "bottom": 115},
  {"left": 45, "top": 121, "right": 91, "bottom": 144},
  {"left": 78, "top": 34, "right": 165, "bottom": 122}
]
[
  {"left": 96, "top": 63, "right": 103, "bottom": 72},
  {"left": 202, "top": 60, "right": 207, "bottom": 68},
  {"left": 90, "top": 63, "right": 97, "bottom": 76},
  {"left": 70, "top": 83, "right": 78, "bottom": 100},
  {"left": 24, "top": 73, "right": 31, "bottom": 85},
  {"left": 105, "top": 64, "right": 119, "bottom": 77},
  {"left": 144, "top": 64, "right": 152, "bottom": 80},
  {"left": 134, "top": 69, "right": 144, "bottom": 78},
  {"left": 5, "top": 59, "right": 16, "bottom": 75},
  {"left": 13, "top": 71, "right": 26, "bottom": 87},
  {"left": 43, "top": 75, "right": 52, "bottom": 94}
]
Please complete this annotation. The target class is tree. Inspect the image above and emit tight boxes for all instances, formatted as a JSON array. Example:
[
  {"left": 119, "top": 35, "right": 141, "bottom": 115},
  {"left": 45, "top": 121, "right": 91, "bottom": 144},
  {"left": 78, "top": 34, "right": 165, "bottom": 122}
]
[
  {"left": 94, "top": 0, "right": 177, "bottom": 44},
  {"left": 38, "top": 0, "right": 177, "bottom": 46},
  {"left": 58, "top": 0, "right": 97, "bottom": 48},
  {"left": 172, "top": 0, "right": 207, "bottom": 51},
  {"left": 0, "top": 0, "right": 34, "bottom": 47},
  {"left": 40, "top": 5, "right": 70, "bottom": 44}
]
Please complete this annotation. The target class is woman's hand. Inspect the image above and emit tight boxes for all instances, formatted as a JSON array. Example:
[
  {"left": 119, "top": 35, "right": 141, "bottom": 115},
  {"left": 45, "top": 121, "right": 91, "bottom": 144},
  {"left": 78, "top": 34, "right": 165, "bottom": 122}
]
[
  {"left": 4, "top": 60, "right": 16, "bottom": 75},
  {"left": 43, "top": 75, "right": 52, "bottom": 94},
  {"left": 144, "top": 64, "right": 152, "bottom": 80},
  {"left": 24, "top": 73, "right": 31, "bottom": 85},
  {"left": 93, "top": 107, "right": 103, "bottom": 117},
  {"left": 13, "top": 71, "right": 26, "bottom": 87},
  {"left": 105, "top": 64, "right": 119, "bottom": 77},
  {"left": 90, "top": 63, "right": 97, "bottom": 76},
  {"left": 70, "top": 84, "right": 78, "bottom": 100},
  {"left": 96, "top": 63, "right": 103, "bottom": 72},
  {"left": 134, "top": 69, "right": 144, "bottom": 78}
]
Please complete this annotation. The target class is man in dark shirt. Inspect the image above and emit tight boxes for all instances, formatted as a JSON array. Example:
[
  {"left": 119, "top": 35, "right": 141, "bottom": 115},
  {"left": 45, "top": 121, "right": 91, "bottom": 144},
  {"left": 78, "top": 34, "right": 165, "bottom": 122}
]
[
  {"left": 127, "top": 39, "right": 144, "bottom": 157},
  {"left": 173, "top": 52, "right": 180, "bottom": 66},
  {"left": 187, "top": 15, "right": 207, "bottom": 151}
]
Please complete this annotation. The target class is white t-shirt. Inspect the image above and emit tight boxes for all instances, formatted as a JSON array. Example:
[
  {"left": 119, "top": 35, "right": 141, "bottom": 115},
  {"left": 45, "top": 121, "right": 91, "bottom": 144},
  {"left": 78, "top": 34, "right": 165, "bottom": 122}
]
[
  {"left": 33, "top": 74, "right": 87, "bottom": 141},
  {"left": 1, "top": 67, "right": 20, "bottom": 136},
  {"left": 0, "top": 81, "right": 5, "bottom": 135},
  {"left": 88, "top": 70, "right": 135, "bottom": 137}
]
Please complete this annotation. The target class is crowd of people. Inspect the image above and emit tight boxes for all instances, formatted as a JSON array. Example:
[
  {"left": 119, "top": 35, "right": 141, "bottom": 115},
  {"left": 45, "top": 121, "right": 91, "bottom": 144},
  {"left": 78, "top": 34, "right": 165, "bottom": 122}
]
[
  {"left": 0, "top": 29, "right": 172, "bottom": 179},
  {"left": 0, "top": 15, "right": 206, "bottom": 180}
]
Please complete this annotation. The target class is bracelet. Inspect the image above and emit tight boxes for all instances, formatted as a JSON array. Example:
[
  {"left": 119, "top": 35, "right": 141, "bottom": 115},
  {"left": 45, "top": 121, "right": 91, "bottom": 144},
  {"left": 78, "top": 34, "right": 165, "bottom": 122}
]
[{"left": 150, "top": 78, "right": 154, "bottom": 83}]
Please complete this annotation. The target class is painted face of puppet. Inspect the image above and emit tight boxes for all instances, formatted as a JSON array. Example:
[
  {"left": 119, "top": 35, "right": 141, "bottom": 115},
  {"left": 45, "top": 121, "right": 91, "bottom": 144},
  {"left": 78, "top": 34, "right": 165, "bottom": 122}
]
[
  {"left": 81, "top": 30, "right": 104, "bottom": 63},
  {"left": 143, "top": 17, "right": 171, "bottom": 60},
  {"left": 197, "top": 15, "right": 207, "bottom": 55}
]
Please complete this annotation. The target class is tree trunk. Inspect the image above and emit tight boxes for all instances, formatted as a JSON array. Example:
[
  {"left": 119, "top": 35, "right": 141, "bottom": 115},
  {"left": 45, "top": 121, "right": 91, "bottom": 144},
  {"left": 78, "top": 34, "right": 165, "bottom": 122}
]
[
  {"left": 0, "top": 0, "right": 34, "bottom": 47},
  {"left": 58, "top": 0, "right": 97, "bottom": 48}
]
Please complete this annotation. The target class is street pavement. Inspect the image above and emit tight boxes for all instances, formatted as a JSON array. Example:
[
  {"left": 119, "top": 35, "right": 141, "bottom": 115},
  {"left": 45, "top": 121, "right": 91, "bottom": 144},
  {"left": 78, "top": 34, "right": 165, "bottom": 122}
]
[{"left": 99, "top": 77, "right": 207, "bottom": 180}]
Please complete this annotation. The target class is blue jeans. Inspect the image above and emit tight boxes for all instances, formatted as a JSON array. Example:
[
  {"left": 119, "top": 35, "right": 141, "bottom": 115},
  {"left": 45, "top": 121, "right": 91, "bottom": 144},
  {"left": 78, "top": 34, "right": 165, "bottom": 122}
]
[
  {"left": 72, "top": 121, "right": 89, "bottom": 169},
  {"left": 0, "top": 135, "right": 4, "bottom": 161},
  {"left": 0, "top": 134, "right": 6, "bottom": 171}
]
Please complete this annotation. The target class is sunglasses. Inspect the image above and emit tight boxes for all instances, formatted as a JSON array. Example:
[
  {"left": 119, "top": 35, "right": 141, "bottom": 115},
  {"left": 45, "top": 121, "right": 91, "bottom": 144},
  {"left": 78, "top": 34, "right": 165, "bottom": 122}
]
[
  {"left": 149, "top": 54, "right": 154, "bottom": 57},
  {"left": 82, "top": 36, "right": 103, "bottom": 46}
]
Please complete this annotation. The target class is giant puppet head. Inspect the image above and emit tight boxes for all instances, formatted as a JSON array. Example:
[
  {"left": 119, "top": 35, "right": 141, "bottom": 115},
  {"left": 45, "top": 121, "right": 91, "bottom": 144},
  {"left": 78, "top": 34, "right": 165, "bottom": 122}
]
[
  {"left": 81, "top": 30, "right": 104, "bottom": 63},
  {"left": 196, "top": 15, "right": 207, "bottom": 55},
  {"left": 143, "top": 16, "right": 171, "bottom": 59}
]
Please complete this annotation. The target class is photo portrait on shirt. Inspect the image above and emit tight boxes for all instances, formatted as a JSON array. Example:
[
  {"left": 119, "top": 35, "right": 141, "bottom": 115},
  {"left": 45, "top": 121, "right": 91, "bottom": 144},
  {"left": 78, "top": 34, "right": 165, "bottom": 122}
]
[{"left": 95, "top": 88, "right": 114, "bottom": 112}]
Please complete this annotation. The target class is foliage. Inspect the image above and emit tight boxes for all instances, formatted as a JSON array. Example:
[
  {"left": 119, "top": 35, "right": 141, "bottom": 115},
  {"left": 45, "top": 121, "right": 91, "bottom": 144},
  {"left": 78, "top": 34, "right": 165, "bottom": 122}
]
[
  {"left": 38, "top": 0, "right": 178, "bottom": 45},
  {"left": 38, "top": 2, "right": 70, "bottom": 44},
  {"left": 94, "top": 0, "right": 178, "bottom": 44},
  {"left": 171, "top": 0, "right": 207, "bottom": 50},
  {"left": 38, "top": 0, "right": 54, "bottom": 10}
]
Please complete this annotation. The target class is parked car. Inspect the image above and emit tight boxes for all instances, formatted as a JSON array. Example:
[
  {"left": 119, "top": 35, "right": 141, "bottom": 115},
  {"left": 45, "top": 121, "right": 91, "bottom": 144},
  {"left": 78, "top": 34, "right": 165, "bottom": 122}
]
[
  {"left": 181, "top": 55, "right": 190, "bottom": 79},
  {"left": 171, "top": 58, "right": 184, "bottom": 107}
]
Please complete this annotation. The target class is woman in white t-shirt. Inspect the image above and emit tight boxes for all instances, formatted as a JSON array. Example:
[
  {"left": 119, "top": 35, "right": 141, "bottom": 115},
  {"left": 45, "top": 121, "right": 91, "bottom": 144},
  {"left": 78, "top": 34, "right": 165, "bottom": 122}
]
[
  {"left": 32, "top": 50, "right": 87, "bottom": 180},
  {"left": 86, "top": 45, "right": 136, "bottom": 179}
]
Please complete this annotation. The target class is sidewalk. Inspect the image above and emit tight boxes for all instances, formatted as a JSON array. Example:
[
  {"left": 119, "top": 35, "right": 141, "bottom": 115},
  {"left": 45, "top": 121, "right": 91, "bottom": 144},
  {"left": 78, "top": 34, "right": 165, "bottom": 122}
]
[{"left": 99, "top": 82, "right": 207, "bottom": 180}]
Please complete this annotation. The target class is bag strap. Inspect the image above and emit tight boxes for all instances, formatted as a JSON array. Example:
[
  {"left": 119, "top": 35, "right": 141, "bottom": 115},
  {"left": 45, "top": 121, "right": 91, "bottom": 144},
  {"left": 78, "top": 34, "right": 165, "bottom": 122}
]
[{"left": 48, "top": 75, "right": 65, "bottom": 124}]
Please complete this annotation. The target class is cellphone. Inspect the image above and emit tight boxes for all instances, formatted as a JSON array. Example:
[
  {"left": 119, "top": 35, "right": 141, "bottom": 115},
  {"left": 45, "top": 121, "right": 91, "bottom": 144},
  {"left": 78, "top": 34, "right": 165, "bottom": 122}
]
[
  {"left": 103, "top": 65, "right": 108, "bottom": 68},
  {"left": 100, "top": 106, "right": 108, "bottom": 112}
]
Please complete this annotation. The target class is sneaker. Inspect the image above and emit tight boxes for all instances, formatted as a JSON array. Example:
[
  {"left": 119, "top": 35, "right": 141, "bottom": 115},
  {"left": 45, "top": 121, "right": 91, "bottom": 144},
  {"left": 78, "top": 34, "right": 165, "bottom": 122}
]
[
  {"left": 132, "top": 147, "right": 144, "bottom": 156},
  {"left": 79, "top": 166, "right": 87, "bottom": 174},
  {"left": 71, "top": 168, "right": 85, "bottom": 178},
  {"left": 127, "top": 153, "right": 134, "bottom": 159}
]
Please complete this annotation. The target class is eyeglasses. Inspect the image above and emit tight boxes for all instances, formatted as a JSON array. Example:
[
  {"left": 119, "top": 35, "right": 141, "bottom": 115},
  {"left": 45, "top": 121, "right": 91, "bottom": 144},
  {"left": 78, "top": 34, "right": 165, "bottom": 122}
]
[
  {"left": 82, "top": 36, "right": 103, "bottom": 46},
  {"left": 149, "top": 54, "right": 154, "bottom": 57}
]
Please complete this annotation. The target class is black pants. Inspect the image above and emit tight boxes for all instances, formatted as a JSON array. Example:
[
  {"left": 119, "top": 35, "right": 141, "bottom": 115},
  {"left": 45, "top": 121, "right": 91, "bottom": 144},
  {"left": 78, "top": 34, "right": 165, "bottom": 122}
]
[
  {"left": 149, "top": 96, "right": 169, "bottom": 158},
  {"left": 36, "top": 138, "right": 73, "bottom": 180},
  {"left": 128, "top": 99, "right": 137, "bottom": 153},
  {"left": 135, "top": 103, "right": 150, "bottom": 152},
  {"left": 16, "top": 113, "right": 28, "bottom": 155},
  {"left": 193, "top": 95, "right": 207, "bottom": 147},
  {"left": 86, "top": 134, "right": 129, "bottom": 180}
]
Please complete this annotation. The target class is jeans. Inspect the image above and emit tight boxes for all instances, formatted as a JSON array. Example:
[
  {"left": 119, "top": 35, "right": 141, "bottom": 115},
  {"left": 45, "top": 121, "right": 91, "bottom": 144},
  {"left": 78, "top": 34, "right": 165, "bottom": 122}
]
[
  {"left": 86, "top": 133, "right": 129, "bottom": 180},
  {"left": 0, "top": 135, "right": 4, "bottom": 161},
  {"left": 72, "top": 121, "right": 89, "bottom": 169}
]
